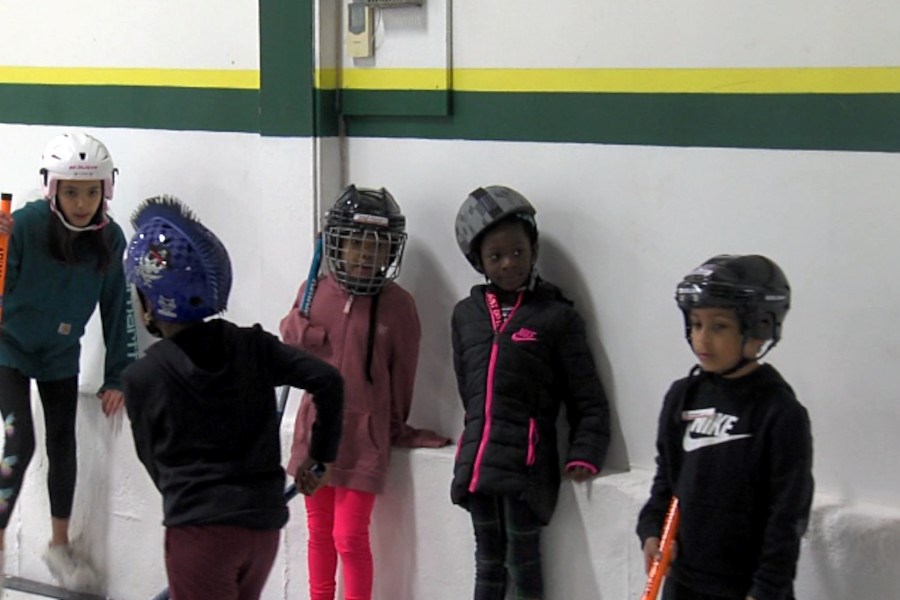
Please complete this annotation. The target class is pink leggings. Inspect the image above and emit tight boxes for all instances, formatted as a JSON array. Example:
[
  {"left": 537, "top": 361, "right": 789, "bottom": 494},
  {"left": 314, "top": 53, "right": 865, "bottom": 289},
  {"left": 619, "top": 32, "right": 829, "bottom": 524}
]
[{"left": 305, "top": 486, "right": 376, "bottom": 600}]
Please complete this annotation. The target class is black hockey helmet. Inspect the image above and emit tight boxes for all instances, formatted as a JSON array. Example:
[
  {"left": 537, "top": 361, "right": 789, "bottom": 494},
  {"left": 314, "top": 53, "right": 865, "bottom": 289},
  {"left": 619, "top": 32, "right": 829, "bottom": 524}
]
[
  {"left": 675, "top": 254, "right": 790, "bottom": 345},
  {"left": 323, "top": 185, "right": 407, "bottom": 295}
]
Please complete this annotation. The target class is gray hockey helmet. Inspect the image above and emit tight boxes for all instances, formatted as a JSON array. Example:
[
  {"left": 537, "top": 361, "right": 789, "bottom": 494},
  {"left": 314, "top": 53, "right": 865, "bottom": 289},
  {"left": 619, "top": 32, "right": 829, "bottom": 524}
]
[{"left": 455, "top": 185, "right": 536, "bottom": 272}]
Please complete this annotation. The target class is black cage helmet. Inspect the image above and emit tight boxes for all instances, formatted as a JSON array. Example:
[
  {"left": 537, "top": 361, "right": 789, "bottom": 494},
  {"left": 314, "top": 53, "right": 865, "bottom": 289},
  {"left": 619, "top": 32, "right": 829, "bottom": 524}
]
[
  {"left": 455, "top": 185, "right": 538, "bottom": 273},
  {"left": 324, "top": 185, "right": 407, "bottom": 295},
  {"left": 675, "top": 254, "right": 791, "bottom": 348}
]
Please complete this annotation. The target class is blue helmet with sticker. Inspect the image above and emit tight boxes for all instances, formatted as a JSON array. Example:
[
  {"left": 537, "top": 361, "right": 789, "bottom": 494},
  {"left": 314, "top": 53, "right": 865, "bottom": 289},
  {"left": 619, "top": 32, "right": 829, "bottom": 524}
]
[{"left": 124, "top": 195, "right": 232, "bottom": 323}]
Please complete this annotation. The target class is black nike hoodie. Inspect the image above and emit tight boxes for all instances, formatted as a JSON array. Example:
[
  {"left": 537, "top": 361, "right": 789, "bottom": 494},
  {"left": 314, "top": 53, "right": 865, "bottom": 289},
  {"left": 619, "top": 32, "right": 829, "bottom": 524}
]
[
  {"left": 123, "top": 319, "right": 343, "bottom": 530},
  {"left": 636, "top": 364, "right": 813, "bottom": 600}
]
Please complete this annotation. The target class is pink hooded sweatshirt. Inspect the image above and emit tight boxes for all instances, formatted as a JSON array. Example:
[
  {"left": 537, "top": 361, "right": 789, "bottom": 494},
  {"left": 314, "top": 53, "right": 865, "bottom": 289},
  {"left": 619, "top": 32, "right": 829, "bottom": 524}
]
[{"left": 281, "top": 273, "right": 449, "bottom": 494}]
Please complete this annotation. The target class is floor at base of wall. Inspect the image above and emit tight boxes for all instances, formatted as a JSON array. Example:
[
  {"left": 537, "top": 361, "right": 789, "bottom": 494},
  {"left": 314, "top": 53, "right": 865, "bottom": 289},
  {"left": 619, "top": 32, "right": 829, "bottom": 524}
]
[{"left": 4, "top": 576, "right": 110, "bottom": 600}]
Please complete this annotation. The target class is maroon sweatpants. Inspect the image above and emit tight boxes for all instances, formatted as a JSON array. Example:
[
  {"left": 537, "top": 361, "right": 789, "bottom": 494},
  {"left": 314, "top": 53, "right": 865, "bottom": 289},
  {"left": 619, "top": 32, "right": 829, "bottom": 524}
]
[{"left": 165, "top": 525, "right": 280, "bottom": 600}]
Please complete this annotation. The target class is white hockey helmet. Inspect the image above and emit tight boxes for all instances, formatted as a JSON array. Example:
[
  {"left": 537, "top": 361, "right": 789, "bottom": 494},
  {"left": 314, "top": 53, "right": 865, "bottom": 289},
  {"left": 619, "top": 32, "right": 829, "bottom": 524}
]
[{"left": 40, "top": 132, "right": 117, "bottom": 231}]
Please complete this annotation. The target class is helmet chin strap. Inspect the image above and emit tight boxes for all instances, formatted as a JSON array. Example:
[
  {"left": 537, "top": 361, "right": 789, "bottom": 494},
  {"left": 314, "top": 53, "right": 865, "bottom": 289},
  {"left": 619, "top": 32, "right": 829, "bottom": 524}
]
[
  {"left": 49, "top": 197, "right": 108, "bottom": 232},
  {"left": 718, "top": 356, "right": 753, "bottom": 377},
  {"left": 716, "top": 338, "right": 777, "bottom": 377}
]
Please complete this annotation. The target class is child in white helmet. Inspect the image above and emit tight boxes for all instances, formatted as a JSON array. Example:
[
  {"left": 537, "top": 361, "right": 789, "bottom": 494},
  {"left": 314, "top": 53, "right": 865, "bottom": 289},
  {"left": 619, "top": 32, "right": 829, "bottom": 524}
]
[
  {"left": 122, "top": 196, "right": 344, "bottom": 599},
  {"left": 0, "top": 132, "right": 138, "bottom": 591},
  {"left": 451, "top": 185, "right": 611, "bottom": 600},
  {"left": 280, "top": 185, "right": 450, "bottom": 600},
  {"left": 636, "top": 255, "right": 814, "bottom": 600}
]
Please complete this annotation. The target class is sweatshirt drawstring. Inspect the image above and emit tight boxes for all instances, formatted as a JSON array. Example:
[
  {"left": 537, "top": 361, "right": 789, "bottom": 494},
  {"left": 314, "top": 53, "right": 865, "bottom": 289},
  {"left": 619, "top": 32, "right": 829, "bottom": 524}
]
[{"left": 364, "top": 293, "right": 380, "bottom": 383}]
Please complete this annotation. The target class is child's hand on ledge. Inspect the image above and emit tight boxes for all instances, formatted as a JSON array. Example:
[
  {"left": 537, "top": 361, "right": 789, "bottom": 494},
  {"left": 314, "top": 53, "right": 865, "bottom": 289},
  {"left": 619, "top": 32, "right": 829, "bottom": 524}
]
[
  {"left": 566, "top": 465, "right": 595, "bottom": 483},
  {"left": 393, "top": 424, "right": 452, "bottom": 448}
]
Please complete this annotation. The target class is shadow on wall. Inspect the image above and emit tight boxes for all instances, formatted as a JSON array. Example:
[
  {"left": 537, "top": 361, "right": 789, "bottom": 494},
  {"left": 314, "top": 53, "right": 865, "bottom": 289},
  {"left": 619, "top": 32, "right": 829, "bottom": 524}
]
[
  {"left": 401, "top": 241, "right": 464, "bottom": 440},
  {"left": 538, "top": 235, "right": 629, "bottom": 472},
  {"left": 371, "top": 457, "right": 417, "bottom": 600},
  {"left": 545, "top": 483, "right": 605, "bottom": 599}
]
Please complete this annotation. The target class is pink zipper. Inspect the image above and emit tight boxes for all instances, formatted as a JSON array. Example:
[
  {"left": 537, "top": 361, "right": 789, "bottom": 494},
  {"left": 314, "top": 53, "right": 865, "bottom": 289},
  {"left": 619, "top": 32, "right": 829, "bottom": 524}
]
[
  {"left": 468, "top": 290, "right": 523, "bottom": 493},
  {"left": 526, "top": 418, "right": 538, "bottom": 466}
]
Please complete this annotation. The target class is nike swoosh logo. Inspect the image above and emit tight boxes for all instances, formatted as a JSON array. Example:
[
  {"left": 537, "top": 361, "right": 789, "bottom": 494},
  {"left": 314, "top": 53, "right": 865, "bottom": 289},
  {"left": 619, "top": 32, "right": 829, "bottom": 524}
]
[{"left": 683, "top": 432, "right": 752, "bottom": 452}]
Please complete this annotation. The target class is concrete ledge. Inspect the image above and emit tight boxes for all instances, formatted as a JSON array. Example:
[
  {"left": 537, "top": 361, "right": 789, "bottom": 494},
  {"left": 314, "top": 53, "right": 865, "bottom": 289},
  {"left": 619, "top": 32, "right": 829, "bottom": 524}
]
[
  {"left": 4, "top": 393, "right": 900, "bottom": 598},
  {"left": 277, "top": 446, "right": 900, "bottom": 599}
]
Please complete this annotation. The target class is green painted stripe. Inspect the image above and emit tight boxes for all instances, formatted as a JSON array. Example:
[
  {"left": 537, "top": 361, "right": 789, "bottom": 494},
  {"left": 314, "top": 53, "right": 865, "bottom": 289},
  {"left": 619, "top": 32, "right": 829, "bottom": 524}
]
[
  {"left": 341, "top": 90, "right": 900, "bottom": 153},
  {"left": 341, "top": 89, "right": 449, "bottom": 116},
  {"left": 317, "top": 89, "right": 340, "bottom": 137},
  {"left": 0, "top": 84, "right": 258, "bottom": 132},
  {"left": 0, "top": 82, "right": 896, "bottom": 153},
  {"left": 259, "top": 0, "right": 315, "bottom": 136}
]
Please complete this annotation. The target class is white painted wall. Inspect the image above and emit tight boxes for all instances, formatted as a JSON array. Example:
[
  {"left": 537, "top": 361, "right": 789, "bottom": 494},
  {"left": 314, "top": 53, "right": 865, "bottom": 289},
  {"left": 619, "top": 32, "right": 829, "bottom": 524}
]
[
  {"left": 452, "top": 1, "right": 900, "bottom": 68},
  {"left": 0, "top": 2, "right": 258, "bottom": 70},
  {"left": 348, "top": 137, "right": 900, "bottom": 510},
  {"left": 1, "top": 0, "right": 900, "bottom": 598}
]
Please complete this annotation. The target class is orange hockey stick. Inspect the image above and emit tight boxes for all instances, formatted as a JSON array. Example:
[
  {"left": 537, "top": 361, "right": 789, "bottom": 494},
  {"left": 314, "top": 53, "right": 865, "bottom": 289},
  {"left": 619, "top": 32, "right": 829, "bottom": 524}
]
[
  {"left": 0, "top": 193, "right": 12, "bottom": 325},
  {"left": 641, "top": 496, "right": 681, "bottom": 600}
]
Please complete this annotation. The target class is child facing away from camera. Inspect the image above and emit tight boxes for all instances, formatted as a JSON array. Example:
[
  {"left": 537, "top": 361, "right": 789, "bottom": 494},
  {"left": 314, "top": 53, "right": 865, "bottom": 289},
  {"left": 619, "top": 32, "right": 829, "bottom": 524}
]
[
  {"left": 0, "top": 132, "right": 137, "bottom": 590},
  {"left": 280, "top": 185, "right": 450, "bottom": 600},
  {"left": 636, "top": 254, "right": 813, "bottom": 600},
  {"left": 122, "top": 196, "right": 344, "bottom": 600},
  {"left": 450, "top": 185, "right": 611, "bottom": 600}
]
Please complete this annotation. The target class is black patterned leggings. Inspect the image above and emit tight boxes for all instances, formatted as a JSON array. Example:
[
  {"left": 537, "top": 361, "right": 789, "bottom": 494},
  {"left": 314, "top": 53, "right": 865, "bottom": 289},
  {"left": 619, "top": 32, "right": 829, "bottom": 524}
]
[
  {"left": 0, "top": 366, "right": 78, "bottom": 529},
  {"left": 469, "top": 493, "right": 544, "bottom": 600}
]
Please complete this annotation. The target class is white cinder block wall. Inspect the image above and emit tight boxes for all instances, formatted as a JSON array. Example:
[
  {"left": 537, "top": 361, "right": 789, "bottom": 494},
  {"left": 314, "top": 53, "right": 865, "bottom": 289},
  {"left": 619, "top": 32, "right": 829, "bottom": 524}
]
[{"left": 1, "top": 0, "right": 899, "bottom": 598}]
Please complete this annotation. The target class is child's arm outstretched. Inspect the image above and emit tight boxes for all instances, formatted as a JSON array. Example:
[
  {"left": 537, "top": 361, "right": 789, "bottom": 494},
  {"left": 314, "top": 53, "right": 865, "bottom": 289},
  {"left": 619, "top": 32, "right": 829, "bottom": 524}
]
[
  {"left": 388, "top": 291, "right": 450, "bottom": 448},
  {"left": 280, "top": 279, "right": 326, "bottom": 348},
  {"left": 97, "top": 227, "right": 138, "bottom": 416},
  {"left": 556, "top": 309, "right": 610, "bottom": 479},
  {"left": 271, "top": 341, "right": 343, "bottom": 460}
]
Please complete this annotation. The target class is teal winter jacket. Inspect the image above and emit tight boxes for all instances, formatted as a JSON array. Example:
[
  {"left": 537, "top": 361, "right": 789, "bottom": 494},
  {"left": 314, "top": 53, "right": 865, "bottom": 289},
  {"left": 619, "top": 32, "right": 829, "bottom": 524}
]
[{"left": 0, "top": 200, "right": 137, "bottom": 391}]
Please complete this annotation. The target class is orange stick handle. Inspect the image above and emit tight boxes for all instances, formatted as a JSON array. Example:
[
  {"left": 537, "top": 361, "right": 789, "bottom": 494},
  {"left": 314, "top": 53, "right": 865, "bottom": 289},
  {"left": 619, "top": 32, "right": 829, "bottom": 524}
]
[
  {"left": 0, "top": 193, "right": 12, "bottom": 325},
  {"left": 641, "top": 497, "right": 681, "bottom": 600}
]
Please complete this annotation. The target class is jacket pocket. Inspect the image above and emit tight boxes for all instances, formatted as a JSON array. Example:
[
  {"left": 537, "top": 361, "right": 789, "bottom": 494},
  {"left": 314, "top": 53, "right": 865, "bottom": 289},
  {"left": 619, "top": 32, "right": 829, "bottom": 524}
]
[{"left": 337, "top": 411, "right": 382, "bottom": 472}]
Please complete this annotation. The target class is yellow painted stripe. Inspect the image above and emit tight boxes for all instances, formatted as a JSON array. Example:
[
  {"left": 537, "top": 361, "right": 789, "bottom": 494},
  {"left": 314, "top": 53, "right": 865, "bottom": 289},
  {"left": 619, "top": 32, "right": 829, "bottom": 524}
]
[
  {"left": 0, "top": 66, "right": 259, "bottom": 90},
  {"left": 317, "top": 67, "right": 448, "bottom": 91},
  {"left": 319, "top": 67, "right": 900, "bottom": 94},
  {"left": 4, "top": 65, "right": 898, "bottom": 94}
]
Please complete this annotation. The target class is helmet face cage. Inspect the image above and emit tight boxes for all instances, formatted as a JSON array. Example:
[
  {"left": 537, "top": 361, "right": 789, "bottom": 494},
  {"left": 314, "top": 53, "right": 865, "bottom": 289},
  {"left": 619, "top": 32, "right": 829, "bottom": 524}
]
[
  {"left": 324, "top": 185, "right": 407, "bottom": 295},
  {"left": 455, "top": 186, "right": 537, "bottom": 272},
  {"left": 675, "top": 255, "right": 790, "bottom": 346},
  {"left": 325, "top": 226, "right": 407, "bottom": 295},
  {"left": 124, "top": 196, "right": 232, "bottom": 323}
]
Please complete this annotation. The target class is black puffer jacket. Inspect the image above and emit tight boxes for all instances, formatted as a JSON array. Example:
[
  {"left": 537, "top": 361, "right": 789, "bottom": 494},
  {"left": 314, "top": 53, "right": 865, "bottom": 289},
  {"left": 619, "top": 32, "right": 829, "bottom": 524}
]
[{"left": 450, "top": 281, "right": 610, "bottom": 524}]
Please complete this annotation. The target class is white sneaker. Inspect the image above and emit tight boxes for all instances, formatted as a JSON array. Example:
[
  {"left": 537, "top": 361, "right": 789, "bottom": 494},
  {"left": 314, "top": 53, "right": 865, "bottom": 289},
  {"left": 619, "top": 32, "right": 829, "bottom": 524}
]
[{"left": 42, "top": 543, "right": 98, "bottom": 591}]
